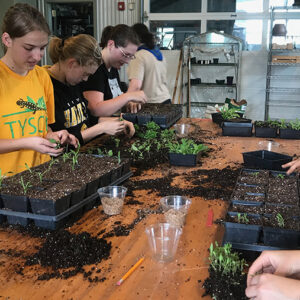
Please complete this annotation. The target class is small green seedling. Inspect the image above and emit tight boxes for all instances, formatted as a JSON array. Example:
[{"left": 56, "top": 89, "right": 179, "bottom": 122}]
[
  {"left": 277, "top": 173, "right": 285, "bottom": 179},
  {"left": 0, "top": 169, "right": 7, "bottom": 190},
  {"left": 24, "top": 163, "right": 33, "bottom": 173},
  {"left": 49, "top": 138, "right": 61, "bottom": 149},
  {"left": 250, "top": 171, "right": 259, "bottom": 177},
  {"left": 62, "top": 151, "right": 71, "bottom": 163},
  {"left": 237, "top": 213, "right": 249, "bottom": 224},
  {"left": 276, "top": 213, "right": 285, "bottom": 228},
  {"left": 117, "top": 151, "right": 121, "bottom": 164},
  {"left": 113, "top": 138, "right": 120, "bottom": 148},
  {"left": 20, "top": 176, "right": 32, "bottom": 195}
]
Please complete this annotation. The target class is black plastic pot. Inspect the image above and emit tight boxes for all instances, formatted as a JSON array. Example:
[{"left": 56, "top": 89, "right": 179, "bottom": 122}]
[
  {"left": 168, "top": 153, "right": 197, "bottom": 167},
  {"left": 279, "top": 128, "right": 300, "bottom": 139},
  {"left": 70, "top": 186, "right": 86, "bottom": 207},
  {"left": 137, "top": 115, "right": 152, "bottom": 125},
  {"left": 30, "top": 194, "right": 70, "bottom": 229},
  {"left": 122, "top": 113, "right": 137, "bottom": 123},
  {"left": 86, "top": 177, "right": 101, "bottom": 197},
  {"left": 242, "top": 150, "right": 292, "bottom": 171},
  {"left": 225, "top": 221, "right": 262, "bottom": 244},
  {"left": 255, "top": 126, "right": 277, "bottom": 138},
  {"left": 30, "top": 194, "right": 71, "bottom": 217},
  {"left": 0, "top": 197, "right": 5, "bottom": 224},
  {"left": 211, "top": 113, "right": 224, "bottom": 126},
  {"left": 263, "top": 226, "right": 300, "bottom": 248},
  {"left": 2, "top": 194, "right": 30, "bottom": 226},
  {"left": 226, "top": 76, "right": 234, "bottom": 85},
  {"left": 222, "top": 122, "right": 253, "bottom": 137}
]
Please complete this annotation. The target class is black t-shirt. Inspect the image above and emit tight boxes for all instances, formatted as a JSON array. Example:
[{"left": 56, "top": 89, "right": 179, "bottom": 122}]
[
  {"left": 81, "top": 63, "right": 123, "bottom": 100},
  {"left": 48, "top": 76, "right": 91, "bottom": 145}
]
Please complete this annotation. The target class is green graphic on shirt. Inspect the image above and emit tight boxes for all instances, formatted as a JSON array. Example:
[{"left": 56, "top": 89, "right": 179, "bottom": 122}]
[{"left": 16, "top": 96, "right": 46, "bottom": 114}]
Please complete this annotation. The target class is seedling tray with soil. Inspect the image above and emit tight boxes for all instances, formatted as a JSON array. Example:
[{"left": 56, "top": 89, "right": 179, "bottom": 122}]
[
  {"left": 228, "top": 202, "right": 264, "bottom": 215},
  {"left": 122, "top": 103, "right": 183, "bottom": 128},
  {"left": 0, "top": 154, "right": 132, "bottom": 229},
  {"left": 254, "top": 120, "right": 278, "bottom": 138},
  {"left": 263, "top": 213, "right": 300, "bottom": 247},
  {"left": 225, "top": 213, "right": 262, "bottom": 244},
  {"left": 279, "top": 128, "right": 300, "bottom": 139},
  {"left": 238, "top": 169, "right": 269, "bottom": 185},
  {"left": 223, "top": 168, "right": 300, "bottom": 252}
]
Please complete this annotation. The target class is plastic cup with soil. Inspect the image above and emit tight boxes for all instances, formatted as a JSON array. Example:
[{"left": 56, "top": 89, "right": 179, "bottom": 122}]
[
  {"left": 160, "top": 195, "right": 192, "bottom": 227},
  {"left": 173, "top": 124, "right": 191, "bottom": 138},
  {"left": 145, "top": 223, "right": 182, "bottom": 263},
  {"left": 97, "top": 186, "right": 127, "bottom": 215}
]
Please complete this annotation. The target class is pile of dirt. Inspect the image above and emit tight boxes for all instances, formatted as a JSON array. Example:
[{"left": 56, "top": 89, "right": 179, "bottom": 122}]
[{"left": 24, "top": 229, "right": 111, "bottom": 281}]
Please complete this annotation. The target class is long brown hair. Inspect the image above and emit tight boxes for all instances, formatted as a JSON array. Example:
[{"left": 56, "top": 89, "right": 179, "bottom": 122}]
[{"left": 48, "top": 34, "right": 102, "bottom": 66}]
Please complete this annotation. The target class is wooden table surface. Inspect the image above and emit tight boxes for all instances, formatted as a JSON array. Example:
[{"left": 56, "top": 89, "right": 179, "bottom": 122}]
[{"left": 0, "top": 119, "right": 298, "bottom": 300}]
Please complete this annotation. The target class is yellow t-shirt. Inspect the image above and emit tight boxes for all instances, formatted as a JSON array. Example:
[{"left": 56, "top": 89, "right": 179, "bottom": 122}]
[{"left": 0, "top": 60, "right": 55, "bottom": 175}]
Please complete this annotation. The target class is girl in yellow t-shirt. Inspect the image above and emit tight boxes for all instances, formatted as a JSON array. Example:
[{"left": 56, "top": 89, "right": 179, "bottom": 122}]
[{"left": 0, "top": 3, "right": 77, "bottom": 175}]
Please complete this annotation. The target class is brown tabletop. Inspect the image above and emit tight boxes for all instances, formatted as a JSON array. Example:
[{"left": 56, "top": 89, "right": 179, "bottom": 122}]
[{"left": 0, "top": 119, "right": 298, "bottom": 300}]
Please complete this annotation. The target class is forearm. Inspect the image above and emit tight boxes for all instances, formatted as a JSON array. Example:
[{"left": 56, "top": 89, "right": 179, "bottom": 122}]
[
  {"left": 89, "top": 94, "right": 130, "bottom": 117},
  {"left": 0, "top": 138, "right": 32, "bottom": 154},
  {"left": 81, "top": 124, "right": 105, "bottom": 143},
  {"left": 127, "top": 78, "right": 142, "bottom": 92}
]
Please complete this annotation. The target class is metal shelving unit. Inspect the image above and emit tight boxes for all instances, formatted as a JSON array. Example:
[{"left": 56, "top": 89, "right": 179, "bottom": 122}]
[
  {"left": 265, "top": 5, "right": 300, "bottom": 120},
  {"left": 182, "top": 31, "right": 242, "bottom": 118}
]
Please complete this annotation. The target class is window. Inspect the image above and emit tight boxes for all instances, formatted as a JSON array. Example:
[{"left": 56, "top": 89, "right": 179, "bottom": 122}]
[
  {"left": 150, "top": 0, "right": 201, "bottom": 13},
  {"left": 207, "top": 20, "right": 262, "bottom": 50},
  {"left": 208, "top": 0, "right": 263, "bottom": 13},
  {"left": 150, "top": 21, "right": 201, "bottom": 49},
  {"left": 144, "top": 0, "right": 288, "bottom": 51},
  {"left": 269, "top": 0, "right": 294, "bottom": 7}
]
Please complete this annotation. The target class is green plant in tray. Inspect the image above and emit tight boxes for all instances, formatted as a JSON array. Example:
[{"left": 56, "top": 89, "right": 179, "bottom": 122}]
[
  {"left": 237, "top": 213, "right": 249, "bottom": 224},
  {"left": 276, "top": 213, "right": 285, "bottom": 228},
  {"left": 289, "top": 118, "right": 300, "bottom": 130},
  {"left": 49, "top": 138, "right": 61, "bottom": 149},
  {"left": 209, "top": 242, "right": 248, "bottom": 276},
  {"left": 167, "top": 138, "right": 208, "bottom": 155},
  {"left": 20, "top": 176, "right": 32, "bottom": 195},
  {"left": 276, "top": 173, "right": 285, "bottom": 179},
  {"left": 220, "top": 106, "right": 240, "bottom": 120}
]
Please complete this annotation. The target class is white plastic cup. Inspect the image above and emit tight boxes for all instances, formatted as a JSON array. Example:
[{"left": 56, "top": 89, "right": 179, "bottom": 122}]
[
  {"left": 145, "top": 223, "right": 182, "bottom": 263},
  {"left": 160, "top": 195, "right": 192, "bottom": 227},
  {"left": 97, "top": 186, "right": 127, "bottom": 215}
]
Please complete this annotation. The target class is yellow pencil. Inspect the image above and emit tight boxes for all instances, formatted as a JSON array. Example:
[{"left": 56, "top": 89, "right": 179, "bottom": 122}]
[{"left": 116, "top": 257, "right": 145, "bottom": 286}]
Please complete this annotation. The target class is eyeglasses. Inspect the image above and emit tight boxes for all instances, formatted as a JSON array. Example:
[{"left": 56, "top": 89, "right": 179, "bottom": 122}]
[{"left": 118, "top": 47, "right": 136, "bottom": 60}]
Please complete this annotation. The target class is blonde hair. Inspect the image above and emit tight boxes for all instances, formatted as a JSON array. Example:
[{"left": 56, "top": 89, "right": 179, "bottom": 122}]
[{"left": 49, "top": 34, "right": 102, "bottom": 66}]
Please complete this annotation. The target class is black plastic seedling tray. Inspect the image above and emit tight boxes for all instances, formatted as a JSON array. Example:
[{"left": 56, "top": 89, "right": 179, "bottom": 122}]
[
  {"left": 279, "top": 128, "right": 300, "bottom": 139},
  {"left": 168, "top": 153, "right": 197, "bottom": 167},
  {"left": 254, "top": 126, "right": 277, "bottom": 138},
  {"left": 222, "top": 122, "right": 253, "bottom": 137},
  {"left": 0, "top": 171, "right": 132, "bottom": 230},
  {"left": 242, "top": 150, "right": 292, "bottom": 171},
  {"left": 122, "top": 103, "right": 183, "bottom": 129}
]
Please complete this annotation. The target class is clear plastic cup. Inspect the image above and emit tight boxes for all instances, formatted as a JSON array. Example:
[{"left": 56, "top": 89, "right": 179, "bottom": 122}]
[
  {"left": 258, "top": 140, "right": 280, "bottom": 152},
  {"left": 145, "top": 223, "right": 182, "bottom": 263},
  {"left": 173, "top": 124, "right": 191, "bottom": 138},
  {"left": 160, "top": 195, "right": 192, "bottom": 227},
  {"left": 97, "top": 186, "right": 127, "bottom": 215}
]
